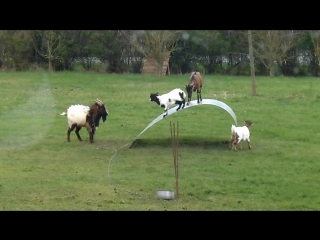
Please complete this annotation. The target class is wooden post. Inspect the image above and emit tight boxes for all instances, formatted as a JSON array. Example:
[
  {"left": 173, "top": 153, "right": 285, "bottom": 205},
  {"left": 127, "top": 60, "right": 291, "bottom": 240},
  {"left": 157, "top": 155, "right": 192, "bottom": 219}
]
[{"left": 170, "top": 121, "right": 179, "bottom": 198}]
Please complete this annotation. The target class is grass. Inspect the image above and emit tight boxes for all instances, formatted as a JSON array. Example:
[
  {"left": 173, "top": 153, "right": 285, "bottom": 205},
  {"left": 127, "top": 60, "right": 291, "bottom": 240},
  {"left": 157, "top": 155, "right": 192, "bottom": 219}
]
[{"left": 0, "top": 71, "right": 320, "bottom": 210}]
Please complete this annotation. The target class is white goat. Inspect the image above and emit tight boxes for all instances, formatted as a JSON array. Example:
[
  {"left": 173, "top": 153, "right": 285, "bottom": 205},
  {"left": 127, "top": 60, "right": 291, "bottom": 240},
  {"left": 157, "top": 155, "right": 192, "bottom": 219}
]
[
  {"left": 150, "top": 88, "right": 186, "bottom": 118},
  {"left": 229, "top": 119, "right": 254, "bottom": 151},
  {"left": 60, "top": 99, "right": 108, "bottom": 143}
]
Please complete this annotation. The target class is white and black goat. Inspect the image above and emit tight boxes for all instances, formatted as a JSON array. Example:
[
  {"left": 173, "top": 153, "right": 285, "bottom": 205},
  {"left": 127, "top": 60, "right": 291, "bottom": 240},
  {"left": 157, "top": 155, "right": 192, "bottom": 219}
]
[
  {"left": 150, "top": 88, "right": 186, "bottom": 118},
  {"left": 229, "top": 119, "right": 254, "bottom": 151},
  {"left": 60, "top": 98, "right": 109, "bottom": 143}
]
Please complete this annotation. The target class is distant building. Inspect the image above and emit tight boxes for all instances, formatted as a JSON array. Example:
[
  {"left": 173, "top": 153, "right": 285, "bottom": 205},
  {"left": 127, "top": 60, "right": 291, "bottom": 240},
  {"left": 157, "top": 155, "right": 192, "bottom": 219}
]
[{"left": 142, "top": 52, "right": 171, "bottom": 75}]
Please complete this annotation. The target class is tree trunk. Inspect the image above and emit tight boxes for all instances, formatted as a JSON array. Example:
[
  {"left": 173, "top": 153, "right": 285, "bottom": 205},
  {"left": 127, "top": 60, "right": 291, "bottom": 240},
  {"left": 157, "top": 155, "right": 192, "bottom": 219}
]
[
  {"left": 47, "top": 38, "right": 53, "bottom": 72},
  {"left": 316, "top": 46, "right": 320, "bottom": 67},
  {"left": 48, "top": 58, "right": 53, "bottom": 72},
  {"left": 157, "top": 62, "right": 163, "bottom": 77},
  {"left": 248, "top": 30, "right": 257, "bottom": 96},
  {"left": 269, "top": 64, "right": 275, "bottom": 77}
]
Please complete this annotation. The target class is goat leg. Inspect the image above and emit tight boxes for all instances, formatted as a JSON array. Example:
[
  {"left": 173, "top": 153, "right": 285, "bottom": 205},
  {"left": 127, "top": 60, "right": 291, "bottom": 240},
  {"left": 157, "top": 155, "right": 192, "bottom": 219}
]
[
  {"left": 233, "top": 139, "right": 240, "bottom": 151},
  {"left": 231, "top": 139, "right": 236, "bottom": 151},
  {"left": 67, "top": 130, "right": 71, "bottom": 142},
  {"left": 230, "top": 133, "right": 237, "bottom": 150},
  {"left": 187, "top": 97, "right": 191, "bottom": 105},
  {"left": 85, "top": 127, "right": 94, "bottom": 143},
  {"left": 89, "top": 132, "right": 94, "bottom": 143},
  {"left": 228, "top": 135, "right": 234, "bottom": 149},
  {"left": 176, "top": 102, "right": 181, "bottom": 111},
  {"left": 67, "top": 124, "right": 77, "bottom": 142},
  {"left": 75, "top": 126, "right": 83, "bottom": 142},
  {"left": 232, "top": 143, "right": 237, "bottom": 151},
  {"left": 198, "top": 90, "right": 202, "bottom": 103},
  {"left": 163, "top": 109, "right": 168, "bottom": 118},
  {"left": 233, "top": 143, "right": 238, "bottom": 151}
]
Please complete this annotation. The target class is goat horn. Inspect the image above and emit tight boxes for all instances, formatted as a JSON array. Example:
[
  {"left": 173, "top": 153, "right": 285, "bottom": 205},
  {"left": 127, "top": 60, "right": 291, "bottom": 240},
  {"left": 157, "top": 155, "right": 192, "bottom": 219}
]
[{"left": 94, "top": 98, "right": 104, "bottom": 106}]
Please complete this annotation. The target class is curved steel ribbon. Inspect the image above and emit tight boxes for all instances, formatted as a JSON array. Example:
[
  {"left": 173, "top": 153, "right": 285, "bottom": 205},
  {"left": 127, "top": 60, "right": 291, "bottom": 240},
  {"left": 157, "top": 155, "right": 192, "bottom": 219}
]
[{"left": 136, "top": 99, "right": 237, "bottom": 138}]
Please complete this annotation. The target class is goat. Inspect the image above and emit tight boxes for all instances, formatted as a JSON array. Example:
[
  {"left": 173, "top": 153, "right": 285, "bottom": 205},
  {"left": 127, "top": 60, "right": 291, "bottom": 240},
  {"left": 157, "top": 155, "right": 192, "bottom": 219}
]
[
  {"left": 185, "top": 70, "right": 203, "bottom": 105},
  {"left": 150, "top": 88, "right": 186, "bottom": 118},
  {"left": 60, "top": 98, "right": 109, "bottom": 143},
  {"left": 229, "top": 119, "right": 254, "bottom": 151}
]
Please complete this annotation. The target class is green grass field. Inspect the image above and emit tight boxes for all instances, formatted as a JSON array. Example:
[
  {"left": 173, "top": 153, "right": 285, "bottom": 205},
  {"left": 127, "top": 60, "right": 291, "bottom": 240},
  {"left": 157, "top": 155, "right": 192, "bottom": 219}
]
[{"left": 0, "top": 71, "right": 320, "bottom": 210}]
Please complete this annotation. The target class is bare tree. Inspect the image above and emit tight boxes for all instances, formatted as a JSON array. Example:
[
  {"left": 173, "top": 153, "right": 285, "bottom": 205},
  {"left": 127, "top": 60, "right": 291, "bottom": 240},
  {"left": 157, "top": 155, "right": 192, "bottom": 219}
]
[
  {"left": 309, "top": 30, "right": 320, "bottom": 66},
  {"left": 248, "top": 30, "right": 257, "bottom": 96},
  {"left": 0, "top": 30, "right": 12, "bottom": 69},
  {"left": 31, "top": 30, "right": 61, "bottom": 72},
  {"left": 129, "top": 30, "right": 181, "bottom": 76},
  {"left": 252, "top": 30, "right": 299, "bottom": 77},
  {"left": 0, "top": 30, "right": 32, "bottom": 70}
]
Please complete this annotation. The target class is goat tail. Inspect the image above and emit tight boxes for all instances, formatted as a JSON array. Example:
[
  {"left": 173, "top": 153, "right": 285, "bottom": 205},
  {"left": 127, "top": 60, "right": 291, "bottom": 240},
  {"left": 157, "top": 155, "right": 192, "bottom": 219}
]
[
  {"left": 231, "top": 124, "right": 236, "bottom": 134},
  {"left": 60, "top": 112, "right": 67, "bottom": 116},
  {"left": 190, "top": 71, "right": 197, "bottom": 81}
]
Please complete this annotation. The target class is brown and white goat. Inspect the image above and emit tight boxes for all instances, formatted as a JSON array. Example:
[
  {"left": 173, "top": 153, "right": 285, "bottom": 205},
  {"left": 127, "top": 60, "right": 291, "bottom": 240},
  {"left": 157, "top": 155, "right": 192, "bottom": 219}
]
[
  {"left": 229, "top": 119, "right": 254, "bottom": 151},
  {"left": 60, "top": 99, "right": 109, "bottom": 143},
  {"left": 185, "top": 70, "right": 203, "bottom": 105}
]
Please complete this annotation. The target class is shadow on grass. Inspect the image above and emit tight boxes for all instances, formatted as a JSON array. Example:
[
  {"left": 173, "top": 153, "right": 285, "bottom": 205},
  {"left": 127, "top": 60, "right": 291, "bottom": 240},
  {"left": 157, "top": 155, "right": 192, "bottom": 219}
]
[{"left": 129, "top": 136, "right": 230, "bottom": 149}]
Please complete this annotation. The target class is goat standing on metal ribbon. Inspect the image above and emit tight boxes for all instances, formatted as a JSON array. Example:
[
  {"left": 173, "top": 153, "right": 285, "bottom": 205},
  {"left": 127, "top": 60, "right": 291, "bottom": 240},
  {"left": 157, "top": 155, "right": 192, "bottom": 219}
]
[
  {"left": 185, "top": 70, "right": 203, "bottom": 105},
  {"left": 150, "top": 88, "right": 186, "bottom": 118}
]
